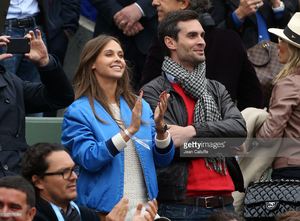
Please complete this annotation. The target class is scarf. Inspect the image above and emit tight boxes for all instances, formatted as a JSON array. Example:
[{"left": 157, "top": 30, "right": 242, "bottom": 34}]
[{"left": 162, "top": 57, "right": 226, "bottom": 175}]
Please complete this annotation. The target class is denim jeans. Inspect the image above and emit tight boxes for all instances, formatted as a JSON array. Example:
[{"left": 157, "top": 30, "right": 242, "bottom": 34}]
[
  {"left": 158, "top": 202, "right": 235, "bottom": 221},
  {"left": 0, "top": 24, "right": 46, "bottom": 82}
]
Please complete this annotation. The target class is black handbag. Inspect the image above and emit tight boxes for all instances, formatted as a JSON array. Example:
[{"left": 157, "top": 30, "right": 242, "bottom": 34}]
[{"left": 243, "top": 179, "right": 300, "bottom": 220}]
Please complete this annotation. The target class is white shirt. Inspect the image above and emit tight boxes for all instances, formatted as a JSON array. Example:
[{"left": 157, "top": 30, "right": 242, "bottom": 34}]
[{"left": 7, "top": 0, "right": 40, "bottom": 19}]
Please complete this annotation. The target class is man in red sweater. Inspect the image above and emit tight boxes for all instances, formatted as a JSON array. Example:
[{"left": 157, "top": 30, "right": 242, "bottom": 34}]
[{"left": 142, "top": 10, "right": 247, "bottom": 220}]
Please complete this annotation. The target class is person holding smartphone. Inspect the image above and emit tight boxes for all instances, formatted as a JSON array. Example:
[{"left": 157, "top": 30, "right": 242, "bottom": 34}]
[
  {"left": 0, "top": 0, "right": 80, "bottom": 82},
  {"left": 0, "top": 30, "right": 74, "bottom": 177}
]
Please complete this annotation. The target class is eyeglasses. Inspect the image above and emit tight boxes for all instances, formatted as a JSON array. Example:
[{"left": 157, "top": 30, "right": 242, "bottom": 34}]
[{"left": 43, "top": 165, "right": 79, "bottom": 180}]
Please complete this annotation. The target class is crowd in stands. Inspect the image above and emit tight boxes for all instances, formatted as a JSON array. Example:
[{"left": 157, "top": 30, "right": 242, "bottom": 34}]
[{"left": 0, "top": 0, "right": 300, "bottom": 220}]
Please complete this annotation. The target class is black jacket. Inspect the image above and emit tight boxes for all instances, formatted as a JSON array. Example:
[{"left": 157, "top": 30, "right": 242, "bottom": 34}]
[
  {"left": 34, "top": 197, "right": 99, "bottom": 221},
  {"left": 0, "top": 56, "right": 74, "bottom": 176},
  {"left": 142, "top": 74, "right": 246, "bottom": 201}
]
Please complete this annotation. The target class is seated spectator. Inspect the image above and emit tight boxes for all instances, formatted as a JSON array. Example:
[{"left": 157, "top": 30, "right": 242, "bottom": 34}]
[
  {"left": 0, "top": 31, "right": 74, "bottom": 177},
  {"left": 21, "top": 143, "right": 157, "bottom": 221},
  {"left": 140, "top": 0, "right": 263, "bottom": 110},
  {"left": 142, "top": 10, "right": 247, "bottom": 221},
  {"left": 276, "top": 211, "right": 300, "bottom": 221},
  {"left": 207, "top": 210, "right": 242, "bottom": 221},
  {"left": 0, "top": 175, "right": 36, "bottom": 221},
  {"left": 256, "top": 13, "right": 300, "bottom": 180},
  {"left": 61, "top": 34, "right": 174, "bottom": 220}
]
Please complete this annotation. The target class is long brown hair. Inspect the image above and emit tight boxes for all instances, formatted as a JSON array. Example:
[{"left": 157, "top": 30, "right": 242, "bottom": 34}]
[
  {"left": 274, "top": 43, "right": 300, "bottom": 83},
  {"left": 73, "top": 35, "right": 136, "bottom": 122}
]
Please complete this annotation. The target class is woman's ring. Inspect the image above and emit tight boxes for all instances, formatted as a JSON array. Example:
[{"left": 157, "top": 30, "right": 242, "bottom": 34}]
[{"left": 255, "top": 3, "right": 259, "bottom": 9}]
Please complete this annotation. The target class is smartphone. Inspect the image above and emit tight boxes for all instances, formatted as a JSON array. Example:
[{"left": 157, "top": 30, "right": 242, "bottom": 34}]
[{"left": 6, "top": 38, "right": 30, "bottom": 54}]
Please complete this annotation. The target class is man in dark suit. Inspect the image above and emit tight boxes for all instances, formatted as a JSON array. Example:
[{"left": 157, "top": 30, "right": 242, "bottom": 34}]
[
  {"left": 21, "top": 143, "right": 106, "bottom": 221},
  {"left": 21, "top": 143, "right": 158, "bottom": 221},
  {"left": 90, "top": 0, "right": 158, "bottom": 91}
]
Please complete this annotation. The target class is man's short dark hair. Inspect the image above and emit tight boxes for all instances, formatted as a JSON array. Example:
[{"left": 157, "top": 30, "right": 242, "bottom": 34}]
[
  {"left": 158, "top": 10, "right": 199, "bottom": 56},
  {"left": 21, "top": 143, "right": 67, "bottom": 183},
  {"left": 0, "top": 175, "right": 35, "bottom": 207}
]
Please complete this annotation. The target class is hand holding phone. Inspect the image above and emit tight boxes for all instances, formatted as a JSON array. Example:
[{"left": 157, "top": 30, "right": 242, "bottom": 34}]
[
  {"left": 5, "top": 38, "right": 30, "bottom": 54},
  {"left": 25, "top": 30, "right": 49, "bottom": 67}
]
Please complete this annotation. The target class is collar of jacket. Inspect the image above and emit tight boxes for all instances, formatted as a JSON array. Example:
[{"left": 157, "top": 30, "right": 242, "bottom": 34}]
[{"left": 161, "top": 71, "right": 176, "bottom": 93}]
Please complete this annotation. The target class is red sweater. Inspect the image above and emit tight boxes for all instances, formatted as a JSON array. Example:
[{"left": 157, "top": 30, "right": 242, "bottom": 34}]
[{"left": 171, "top": 83, "right": 234, "bottom": 196}]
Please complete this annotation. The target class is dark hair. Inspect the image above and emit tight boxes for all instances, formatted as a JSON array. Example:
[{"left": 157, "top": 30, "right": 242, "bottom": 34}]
[
  {"left": 276, "top": 211, "right": 300, "bottom": 221},
  {"left": 158, "top": 10, "right": 199, "bottom": 56},
  {"left": 207, "top": 210, "right": 242, "bottom": 221},
  {"left": 0, "top": 175, "right": 35, "bottom": 207},
  {"left": 21, "top": 143, "right": 66, "bottom": 183}
]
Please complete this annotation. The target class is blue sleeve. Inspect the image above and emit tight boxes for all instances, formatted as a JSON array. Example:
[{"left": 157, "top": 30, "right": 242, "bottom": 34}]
[
  {"left": 231, "top": 11, "right": 244, "bottom": 28},
  {"left": 61, "top": 104, "right": 120, "bottom": 172}
]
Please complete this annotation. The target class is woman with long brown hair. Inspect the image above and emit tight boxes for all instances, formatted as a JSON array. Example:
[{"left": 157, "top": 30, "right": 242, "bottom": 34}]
[{"left": 62, "top": 35, "right": 174, "bottom": 220}]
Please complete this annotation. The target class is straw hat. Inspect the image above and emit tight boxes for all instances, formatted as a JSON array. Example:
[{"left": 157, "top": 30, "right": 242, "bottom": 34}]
[{"left": 268, "top": 12, "right": 300, "bottom": 49}]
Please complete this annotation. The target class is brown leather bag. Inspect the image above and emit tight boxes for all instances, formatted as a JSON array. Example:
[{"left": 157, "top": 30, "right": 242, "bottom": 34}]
[{"left": 247, "top": 40, "right": 283, "bottom": 107}]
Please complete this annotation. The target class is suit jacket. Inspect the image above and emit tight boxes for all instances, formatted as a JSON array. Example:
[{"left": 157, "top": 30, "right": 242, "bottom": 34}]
[
  {"left": 90, "top": 0, "right": 157, "bottom": 54},
  {"left": 34, "top": 197, "right": 99, "bottom": 221},
  {"left": 0, "top": 0, "right": 80, "bottom": 40},
  {"left": 141, "top": 28, "right": 264, "bottom": 110},
  {"left": 211, "top": 0, "right": 298, "bottom": 48}
]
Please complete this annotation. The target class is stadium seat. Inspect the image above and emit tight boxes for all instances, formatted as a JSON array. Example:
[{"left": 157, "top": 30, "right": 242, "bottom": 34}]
[{"left": 25, "top": 117, "right": 63, "bottom": 145}]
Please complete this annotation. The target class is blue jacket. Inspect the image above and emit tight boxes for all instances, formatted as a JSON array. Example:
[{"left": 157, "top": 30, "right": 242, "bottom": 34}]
[{"left": 62, "top": 96, "right": 174, "bottom": 212}]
